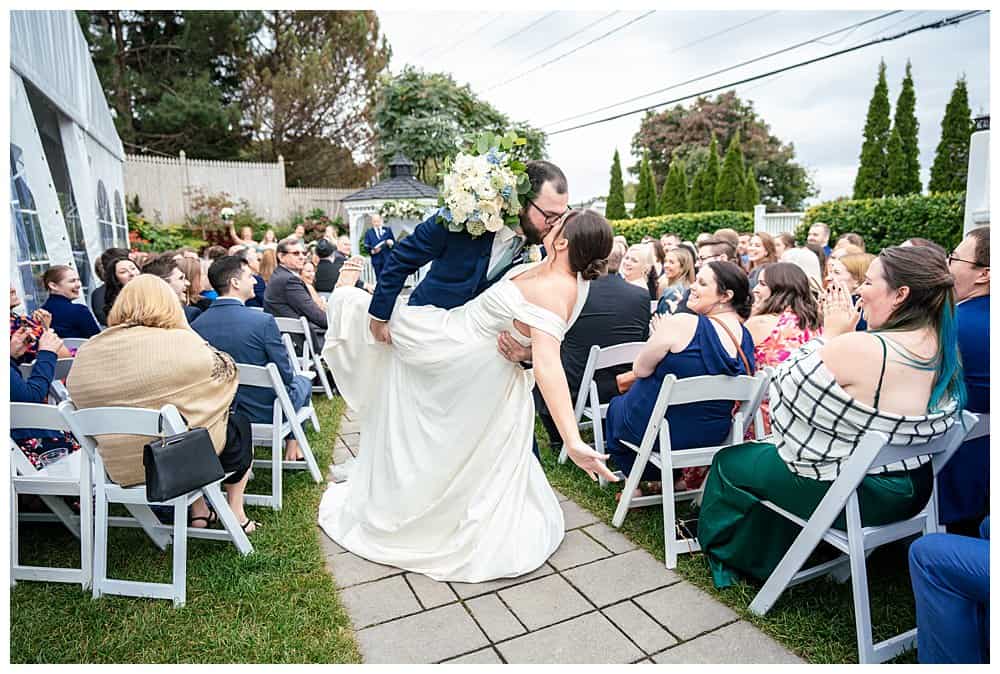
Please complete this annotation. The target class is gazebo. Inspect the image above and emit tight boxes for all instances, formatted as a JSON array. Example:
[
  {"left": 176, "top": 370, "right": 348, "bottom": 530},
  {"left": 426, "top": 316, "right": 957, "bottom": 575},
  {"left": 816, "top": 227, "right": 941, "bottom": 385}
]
[{"left": 342, "top": 153, "right": 439, "bottom": 257}]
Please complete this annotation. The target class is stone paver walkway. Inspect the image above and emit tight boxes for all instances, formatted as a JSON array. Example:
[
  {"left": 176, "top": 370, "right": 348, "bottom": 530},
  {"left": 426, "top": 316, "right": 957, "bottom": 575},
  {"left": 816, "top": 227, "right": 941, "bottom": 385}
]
[{"left": 321, "top": 410, "right": 804, "bottom": 664}]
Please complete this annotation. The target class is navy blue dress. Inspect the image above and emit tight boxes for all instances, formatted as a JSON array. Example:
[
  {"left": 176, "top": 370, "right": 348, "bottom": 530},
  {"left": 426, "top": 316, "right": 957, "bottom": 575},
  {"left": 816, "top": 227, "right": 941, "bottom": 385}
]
[
  {"left": 605, "top": 314, "right": 755, "bottom": 482},
  {"left": 41, "top": 294, "right": 100, "bottom": 339},
  {"left": 938, "top": 295, "right": 989, "bottom": 524}
]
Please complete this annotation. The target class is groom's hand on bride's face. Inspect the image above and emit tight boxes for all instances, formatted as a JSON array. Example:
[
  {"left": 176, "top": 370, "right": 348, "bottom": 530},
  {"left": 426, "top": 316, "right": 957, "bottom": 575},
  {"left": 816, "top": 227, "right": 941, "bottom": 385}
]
[
  {"left": 498, "top": 331, "right": 531, "bottom": 363},
  {"left": 369, "top": 318, "right": 392, "bottom": 344}
]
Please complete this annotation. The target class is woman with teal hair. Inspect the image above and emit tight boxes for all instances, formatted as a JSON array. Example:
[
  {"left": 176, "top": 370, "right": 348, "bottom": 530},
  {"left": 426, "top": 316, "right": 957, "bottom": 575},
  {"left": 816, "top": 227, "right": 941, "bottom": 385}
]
[{"left": 698, "top": 244, "right": 966, "bottom": 588}]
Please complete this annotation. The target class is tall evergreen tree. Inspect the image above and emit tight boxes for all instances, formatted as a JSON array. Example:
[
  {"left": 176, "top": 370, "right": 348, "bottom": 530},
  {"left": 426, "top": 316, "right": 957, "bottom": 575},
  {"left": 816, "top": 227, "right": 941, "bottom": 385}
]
[
  {"left": 742, "top": 166, "right": 760, "bottom": 211},
  {"left": 633, "top": 153, "right": 656, "bottom": 218},
  {"left": 893, "top": 60, "right": 922, "bottom": 194},
  {"left": 701, "top": 134, "right": 721, "bottom": 210},
  {"left": 605, "top": 149, "right": 627, "bottom": 219},
  {"left": 853, "top": 60, "right": 891, "bottom": 199},
  {"left": 688, "top": 168, "right": 706, "bottom": 212},
  {"left": 661, "top": 160, "right": 688, "bottom": 214},
  {"left": 885, "top": 126, "right": 907, "bottom": 196},
  {"left": 715, "top": 131, "right": 745, "bottom": 210},
  {"left": 928, "top": 77, "right": 974, "bottom": 193}
]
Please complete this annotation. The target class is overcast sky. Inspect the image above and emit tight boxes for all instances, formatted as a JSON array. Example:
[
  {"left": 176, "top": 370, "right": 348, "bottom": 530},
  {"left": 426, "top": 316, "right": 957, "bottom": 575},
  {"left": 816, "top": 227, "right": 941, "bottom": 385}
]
[{"left": 377, "top": 8, "right": 990, "bottom": 208}]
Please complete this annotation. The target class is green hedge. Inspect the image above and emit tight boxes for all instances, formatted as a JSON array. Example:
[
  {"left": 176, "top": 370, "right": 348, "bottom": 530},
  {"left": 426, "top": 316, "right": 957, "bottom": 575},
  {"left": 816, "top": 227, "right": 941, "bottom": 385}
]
[
  {"left": 609, "top": 210, "right": 753, "bottom": 244},
  {"left": 798, "top": 191, "right": 966, "bottom": 253}
]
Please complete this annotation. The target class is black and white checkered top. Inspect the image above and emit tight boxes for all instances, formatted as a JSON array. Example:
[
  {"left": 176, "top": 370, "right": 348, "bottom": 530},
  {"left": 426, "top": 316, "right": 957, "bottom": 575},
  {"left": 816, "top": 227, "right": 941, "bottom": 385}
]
[{"left": 770, "top": 338, "right": 958, "bottom": 481}]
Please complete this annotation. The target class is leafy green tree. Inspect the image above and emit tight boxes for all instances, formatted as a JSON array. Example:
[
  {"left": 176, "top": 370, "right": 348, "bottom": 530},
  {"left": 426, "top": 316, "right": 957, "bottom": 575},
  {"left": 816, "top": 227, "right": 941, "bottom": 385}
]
[
  {"left": 853, "top": 60, "right": 891, "bottom": 199},
  {"left": 605, "top": 149, "right": 627, "bottom": 219},
  {"left": 715, "top": 131, "right": 745, "bottom": 210},
  {"left": 78, "top": 10, "right": 263, "bottom": 158},
  {"left": 928, "top": 77, "right": 974, "bottom": 193},
  {"left": 885, "top": 126, "right": 907, "bottom": 196},
  {"left": 632, "top": 91, "right": 816, "bottom": 211},
  {"left": 659, "top": 161, "right": 689, "bottom": 214},
  {"left": 632, "top": 153, "right": 657, "bottom": 218},
  {"left": 374, "top": 67, "right": 546, "bottom": 184},
  {"left": 699, "top": 135, "right": 721, "bottom": 211},
  {"left": 742, "top": 165, "right": 761, "bottom": 211},
  {"left": 893, "top": 60, "right": 922, "bottom": 194}
]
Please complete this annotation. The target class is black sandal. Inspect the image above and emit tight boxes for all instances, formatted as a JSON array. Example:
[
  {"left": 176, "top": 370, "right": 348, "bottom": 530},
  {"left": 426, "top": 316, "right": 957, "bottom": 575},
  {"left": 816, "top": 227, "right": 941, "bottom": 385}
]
[
  {"left": 189, "top": 510, "right": 219, "bottom": 529},
  {"left": 240, "top": 519, "right": 261, "bottom": 534}
]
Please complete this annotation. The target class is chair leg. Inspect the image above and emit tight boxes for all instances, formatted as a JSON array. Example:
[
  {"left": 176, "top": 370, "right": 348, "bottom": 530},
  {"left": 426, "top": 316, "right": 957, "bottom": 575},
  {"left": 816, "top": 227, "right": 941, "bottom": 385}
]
[
  {"left": 272, "top": 424, "right": 283, "bottom": 510},
  {"left": 663, "top": 476, "right": 678, "bottom": 569},
  {"left": 313, "top": 353, "right": 334, "bottom": 400},
  {"left": 92, "top": 488, "right": 109, "bottom": 600},
  {"left": 309, "top": 405, "right": 321, "bottom": 433},
  {"left": 845, "top": 497, "right": 876, "bottom": 664},
  {"left": 171, "top": 499, "right": 187, "bottom": 607},
  {"left": 203, "top": 484, "right": 253, "bottom": 556},
  {"left": 10, "top": 478, "right": 18, "bottom": 587},
  {"left": 593, "top": 412, "right": 608, "bottom": 489},
  {"left": 290, "top": 420, "right": 322, "bottom": 483},
  {"left": 612, "top": 456, "right": 645, "bottom": 528},
  {"left": 124, "top": 504, "right": 171, "bottom": 550},
  {"left": 80, "top": 465, "right": 93, "bottom": 590}
]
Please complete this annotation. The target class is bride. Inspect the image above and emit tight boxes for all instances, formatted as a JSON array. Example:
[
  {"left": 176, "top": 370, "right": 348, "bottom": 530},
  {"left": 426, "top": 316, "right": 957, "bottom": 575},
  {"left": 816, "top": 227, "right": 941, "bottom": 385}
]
[{"left": 318, "top": 209, "right": 619, "bottom": 582}]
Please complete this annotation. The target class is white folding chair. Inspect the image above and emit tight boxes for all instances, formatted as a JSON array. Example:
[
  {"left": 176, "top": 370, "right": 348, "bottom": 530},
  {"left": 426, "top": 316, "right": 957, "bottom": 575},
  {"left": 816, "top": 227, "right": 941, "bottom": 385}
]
[
  {"left": 60, "top": 401, "right": 254, "bottom": 607},
  {"left": 611, "top": 371, "right": 770, "bottom": 568},
  {"left": 10, "top": 402, "right": 92, "bottom": 589},
  {"left": 236, "top": 362, "right": 323, "bottom": 511},
  {"left": 748, "top": 410, "right": 978, "bottom": 664},
  {"left": 649, "top": 299, "right": 659, "bottom": 314},
  {"left": 280, "top": 333, "right": 321, "bottom": 433},
  {"left": 559, "top": 342, "right": 646, "bottom": 488},
  {"left": 19, "top": 358, "right": 75, "bottom": 403},
  {"left": 274, "top": 315, "right": 334, "bottom": 400},
  {"left": 62, "top": 337, "right": 89, "bottom": 351}
]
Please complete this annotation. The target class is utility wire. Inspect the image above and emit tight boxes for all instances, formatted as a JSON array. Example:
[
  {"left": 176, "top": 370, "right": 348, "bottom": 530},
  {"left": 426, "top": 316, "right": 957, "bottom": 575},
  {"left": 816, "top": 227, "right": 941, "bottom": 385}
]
[
  {"left": 484, "top": 10, "right": 656, "bottom": 93},
  {"left": 489, "top": 11, "right": 558, "bottom": 50},
  {"left": 663, "top": 11, "right": 780, "bottom": 56},
  {"left": 512, "top": 11, "right": 620, "bottom": 68},
  {"left": 543, "top": 10, "right": 902, "bottom": 128},
  {"left": 417, "top": 14, "right": 504, "bottom": 61},
  {"left": 548, "top": 10, "right": 987, "bottom": 136}
]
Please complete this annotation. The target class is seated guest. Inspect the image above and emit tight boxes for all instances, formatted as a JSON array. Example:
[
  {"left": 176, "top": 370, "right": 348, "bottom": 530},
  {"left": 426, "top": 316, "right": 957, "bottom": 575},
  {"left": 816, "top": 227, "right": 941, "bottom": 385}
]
[
  {"left": 938, "top": 227, "right": 989, "bottom": 534},
  {"left": 834, "top": 232, "right": 866, "bottom": 252},
  {"left": 656, "top": 245, "right": 696, "bottom": 315},
  {"left": 90, "top": 247, "right": 131, "bottom": 326},
  {"left": 204, "top": 245, "right": 228, "bottom": 262},
  {"left": 41, "top": 266, "right": 101, "bottom": 339},
  {"left": 649, "top": 239, "right": 666, "bottom": 280},
  {"left": 259, "top": 248, "right": 277, "bottom": 282},
  {"left": 804, "top": 242, "right": 827, "bottom": 285},
  {"left": 177, "top": 257, "right": 212, "bottom": 312},
  {"left": 533, "top": 243, "right": 651, "bottom": 450},
  {"left": 908, "top": 517, "right": 989, "bottom": 663},
  {"left": 301, "top": 260, "right": 327, "bottom": 312},
  {"left": 806, "top": 221, "right": 832, "bottom": 256},
  {"left": 264, "top": 237, "right": 328, "bottom": 352},
  {"left": 10, "top": 326, "right": 81, "bottom": 468},
  {"left": 605, "top": 261, "right": 755, "bottom": 497},
  {"left": 199, "top": 259, "right": 219, "bottom": 302},
  {"left": 746, "top": 231, "right": 777, "bottom": 288},
  {"left": 232, "top": 245, "right": 266, "bottom": 308},
  {"left": 745, "top": 263, "right": 822, "bottom": 434},
  {"left": 313, "top": 238, "right": 344, "bottom": 292},
  {"left": 698, "top": 246, "right": 965, "bottom": 588},
  {"left": 826, "top": 252, "right": 875, "bottom": 330},
  {"left": 336, "top": 235, "right": 353, "bottom": 257},
  {"left": 141, "top": 256, "right": 199, "bottom": 323},
  {"left": 660, "top": 232, "right": 680, "bottom": 252},
  {"left": 66, "top": 275, "right": 256, "bottom": 533},
  {"left": 101, "top": 254, "right": 141, "bottom": 321},
  {"left": 620, "top": 244, "right": 657, "bottom": 299},
  {"left": 713, "top": 228, "right": 741, "bottom": 255},
  {"left": 10, "top": 286, "right": 71, "bottom": 362},
  {"left": 780, "top": 247, "right": 824, "bottom": 298},
  {"left": 773, "top": 232, "right": 796, "bottom": 258},
  {"left": 829, "top": 243, "right": 865, "bottom": 259},
  {"left": 193, "top": 256, "right": 314, "bottom": 463},
  {"left": 363, "top": 213, "right": 396, "bottom": 281},
  {"left": 667, "top": 238, "right": 741, "bottom": 316}
]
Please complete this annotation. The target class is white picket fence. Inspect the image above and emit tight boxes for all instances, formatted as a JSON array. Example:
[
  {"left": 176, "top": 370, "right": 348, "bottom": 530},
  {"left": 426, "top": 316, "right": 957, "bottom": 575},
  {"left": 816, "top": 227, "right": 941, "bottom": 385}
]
[
  {"left": 359, "top": 257, "right": 426, "bottom": 289},
  {"left": 753, "top": 204, "right": 805, "bottom": 237}
]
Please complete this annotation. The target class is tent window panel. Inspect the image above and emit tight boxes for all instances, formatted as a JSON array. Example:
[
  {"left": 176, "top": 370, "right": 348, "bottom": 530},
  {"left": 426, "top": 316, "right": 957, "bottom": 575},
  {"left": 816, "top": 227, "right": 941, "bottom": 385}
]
[
  {"left": 96, "top": 180, "right": 115, "bottom": 250},
  {"left": 11, "top": 144, "right": 51, "bottom": 311},
  {"left": 113, "top": 189, "right": 128, "bottom": 248}
]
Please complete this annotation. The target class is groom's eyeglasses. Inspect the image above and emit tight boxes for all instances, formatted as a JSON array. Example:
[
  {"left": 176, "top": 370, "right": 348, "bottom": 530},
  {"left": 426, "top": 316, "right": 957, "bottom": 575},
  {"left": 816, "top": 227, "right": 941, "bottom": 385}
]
[{"left": 527, "top": 199, "right": 569, "bottom": 226}]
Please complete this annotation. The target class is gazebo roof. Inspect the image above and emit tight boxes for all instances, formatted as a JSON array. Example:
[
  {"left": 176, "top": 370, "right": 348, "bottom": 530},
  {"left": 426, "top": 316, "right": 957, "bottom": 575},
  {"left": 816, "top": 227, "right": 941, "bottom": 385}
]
[{"left": 342, "top": 152, "right": 439, "bottom": 202}]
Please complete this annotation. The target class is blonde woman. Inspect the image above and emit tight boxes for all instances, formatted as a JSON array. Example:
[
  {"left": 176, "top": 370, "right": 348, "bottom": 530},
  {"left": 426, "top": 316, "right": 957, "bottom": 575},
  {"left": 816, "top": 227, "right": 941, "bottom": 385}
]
[
  {"left": 66, "top": 275, "right": 258, "bottom": 533},
  {"left": 826, "top": 252, "right": 875, "bottom": 330},
  {"left": 656, "top": 245, "right": 696, "bottom": 315},
  {"left": 620, "top": 243, "right": 657, "bottom": 299},
  {"left": 301, "top": 260, "right": 328, "bottom": 312},
  {"left": 259, "top": 248, "right": 278, "bottom": 282}
]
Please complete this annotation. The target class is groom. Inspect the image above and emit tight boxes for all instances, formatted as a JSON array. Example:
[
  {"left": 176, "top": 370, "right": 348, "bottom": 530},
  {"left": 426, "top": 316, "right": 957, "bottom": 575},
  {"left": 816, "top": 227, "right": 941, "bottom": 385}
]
[{"left": 367, "top": 160, "right": 569, "bottom": 343}]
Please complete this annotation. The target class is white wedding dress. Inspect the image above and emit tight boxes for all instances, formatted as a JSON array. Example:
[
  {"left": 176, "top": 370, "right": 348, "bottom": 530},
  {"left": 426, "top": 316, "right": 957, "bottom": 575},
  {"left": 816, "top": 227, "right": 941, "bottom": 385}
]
[{"left": 318, "top": 262, "right": 588, "bottom": 582}]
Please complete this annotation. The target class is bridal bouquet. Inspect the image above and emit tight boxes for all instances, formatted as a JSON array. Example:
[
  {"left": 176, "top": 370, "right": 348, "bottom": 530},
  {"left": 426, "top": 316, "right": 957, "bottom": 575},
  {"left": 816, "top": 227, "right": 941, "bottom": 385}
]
[{"left": 437, "top": 131, "right": 531, "bottom": 237}]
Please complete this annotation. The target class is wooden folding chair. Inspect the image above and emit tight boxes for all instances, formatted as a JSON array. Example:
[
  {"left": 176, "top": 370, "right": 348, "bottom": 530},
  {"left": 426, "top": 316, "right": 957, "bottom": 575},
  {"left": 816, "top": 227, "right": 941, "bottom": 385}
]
[
  {"left": 748, "top": 410, "right": 978, "bottom": 663},
  {"left": 611, "top": 371, "right": 770, "bottom": 568}
]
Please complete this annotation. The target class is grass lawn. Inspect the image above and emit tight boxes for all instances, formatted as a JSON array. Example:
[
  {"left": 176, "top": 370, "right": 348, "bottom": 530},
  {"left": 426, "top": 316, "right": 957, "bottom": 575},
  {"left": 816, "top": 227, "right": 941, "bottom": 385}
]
[
  {"left": 10, "top": 395, "right": 362, "bottom": 664},
  {"left": 536, "top": 421, "right": 920, "bottom": 664}
]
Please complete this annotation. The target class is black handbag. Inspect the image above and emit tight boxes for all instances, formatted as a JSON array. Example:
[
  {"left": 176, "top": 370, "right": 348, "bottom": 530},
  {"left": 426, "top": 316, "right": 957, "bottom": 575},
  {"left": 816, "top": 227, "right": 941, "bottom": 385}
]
[{"left": 143, "top": 413, "right": 225, "bottom": 502}]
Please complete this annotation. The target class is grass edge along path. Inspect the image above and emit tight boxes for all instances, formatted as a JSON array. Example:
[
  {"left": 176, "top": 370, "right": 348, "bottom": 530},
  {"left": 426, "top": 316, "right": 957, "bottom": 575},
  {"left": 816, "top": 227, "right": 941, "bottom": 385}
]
[
  {"left": 10, "top": 395, "right": 362, "bottom": 664},
  {"left": 536, "top": 420, "right": 920, "bottom": 664}
]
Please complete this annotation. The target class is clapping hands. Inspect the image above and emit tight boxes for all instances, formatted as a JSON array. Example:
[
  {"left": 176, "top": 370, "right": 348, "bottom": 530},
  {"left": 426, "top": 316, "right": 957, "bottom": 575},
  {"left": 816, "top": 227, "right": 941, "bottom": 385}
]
[{"left": 821, "top": 280, "right": 862, "bottom": 338}]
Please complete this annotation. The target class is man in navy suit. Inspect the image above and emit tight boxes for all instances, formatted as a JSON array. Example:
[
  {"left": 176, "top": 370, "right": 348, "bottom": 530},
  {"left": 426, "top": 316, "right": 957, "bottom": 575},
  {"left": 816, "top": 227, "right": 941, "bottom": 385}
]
[
  {"left": 192, "top": 256, "right": 313, "bottom": 462},
  {"left": 368, "top": 160, "right": 569, "bottom": 345},
  {"left": 363, "top": 213, "right": 396, "bottom": 281}
]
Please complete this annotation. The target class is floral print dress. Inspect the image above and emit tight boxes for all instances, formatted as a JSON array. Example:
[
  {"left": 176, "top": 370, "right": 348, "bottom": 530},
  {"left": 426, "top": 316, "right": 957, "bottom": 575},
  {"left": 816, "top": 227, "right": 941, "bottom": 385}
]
[{"left": 750, "top": 308, "right": 821, "bottom": 437}]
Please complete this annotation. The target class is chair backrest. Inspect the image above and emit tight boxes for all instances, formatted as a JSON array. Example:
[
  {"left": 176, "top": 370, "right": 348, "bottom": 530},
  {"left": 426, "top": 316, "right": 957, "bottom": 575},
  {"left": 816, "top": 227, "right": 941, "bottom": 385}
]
[
  {"left": 234, "top": 362, "right": 296, "bottom": 420},
  {"left": 965, "top": 412, "right": 989, "bottom": 441},
  {"left": 867, "top": 410, "right": 979, "bottom": 478},
  {"left": 638, "top": 370, "right": 771, "bottom": 453},
  {"left": 62, "top": 337, "right": 89, "bottom": 351},
  {"left": 274, "top": 316, "right": 313, "bottom": 359},
  {"left": 19, "top": 358, "right": 75, "bottom": 382},
  {"left": 280, "top": 333, "right": 305, "bottom": 373},
  {"left": 574, "top": 342, "right": 646, "bottom": 421},
  {"left": 10, "top": 402, "right": 76, "bottom": 476}
]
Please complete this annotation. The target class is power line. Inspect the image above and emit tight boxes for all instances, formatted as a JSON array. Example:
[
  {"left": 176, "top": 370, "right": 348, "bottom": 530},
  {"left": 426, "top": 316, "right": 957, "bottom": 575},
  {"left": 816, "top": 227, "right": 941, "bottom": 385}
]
[
  {"left": 543, "top": 10, "right": 902, "bottom": 128},
  {"left": 512, "top": 11, "right": 620, "bottom": 68},
  {"left": 417, "top": 14, "right": 504, "bottom": 61},
  {"left": 489, "top": 11, "right": 558, "bottom": 50},
  {"left": 662, "top": 10, "right": 780, "bottom": 56},
  {"left": 484, "top": 10, "right": 656, "bottom": 93},
  {"left": 547, "top": 10, "right": 987, "bottom": 137}
]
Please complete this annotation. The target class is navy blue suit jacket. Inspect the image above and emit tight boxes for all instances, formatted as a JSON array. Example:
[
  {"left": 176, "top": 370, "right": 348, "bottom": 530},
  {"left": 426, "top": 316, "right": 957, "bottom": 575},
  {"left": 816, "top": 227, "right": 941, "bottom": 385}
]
[
  {"left": 191, "top": 298, "right": 299, "bottom": 422},
  {"left": 368, "top": 213, "right": 506, "bottom": 321},
  {"left": 42, "top": 294, "right": 100, "bottom": 339},
  {"left": 364, "top": 227, "right": 396, "bottom": 278}
]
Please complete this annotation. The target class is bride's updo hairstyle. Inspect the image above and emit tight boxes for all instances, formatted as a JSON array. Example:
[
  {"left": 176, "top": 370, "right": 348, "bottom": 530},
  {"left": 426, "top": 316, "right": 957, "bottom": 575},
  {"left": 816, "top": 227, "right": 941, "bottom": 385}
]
[{"left": 561, "top": 209, "right": 614, "bottom": 281}]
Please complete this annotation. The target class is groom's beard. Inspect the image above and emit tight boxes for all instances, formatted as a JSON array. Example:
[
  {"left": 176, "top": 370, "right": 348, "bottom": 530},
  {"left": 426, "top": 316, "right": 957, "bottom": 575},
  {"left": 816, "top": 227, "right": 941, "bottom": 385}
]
[{"left": 518, "top": 210, "right": 545, "bottom": 245}]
